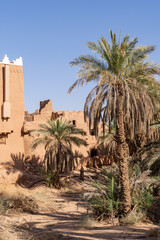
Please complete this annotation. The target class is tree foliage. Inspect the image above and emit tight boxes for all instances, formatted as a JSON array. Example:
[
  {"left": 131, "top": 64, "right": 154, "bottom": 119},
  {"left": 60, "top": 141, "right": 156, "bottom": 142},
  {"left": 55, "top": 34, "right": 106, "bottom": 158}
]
[
  {"left": 31, "top": 118, "right": 88, "bottom": 172},
  {"left": 69, "top": 30, "right": 160, "bottom": 214},
  {"left": 68, "top": 30, "right": 160, "bottom": 141}
]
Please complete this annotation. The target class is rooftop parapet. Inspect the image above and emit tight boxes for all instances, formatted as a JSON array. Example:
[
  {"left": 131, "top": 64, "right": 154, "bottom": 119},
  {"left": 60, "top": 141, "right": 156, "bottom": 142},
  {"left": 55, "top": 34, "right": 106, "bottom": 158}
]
[{"left": 0, "top": 54, "right": 23, "bottom": 66}]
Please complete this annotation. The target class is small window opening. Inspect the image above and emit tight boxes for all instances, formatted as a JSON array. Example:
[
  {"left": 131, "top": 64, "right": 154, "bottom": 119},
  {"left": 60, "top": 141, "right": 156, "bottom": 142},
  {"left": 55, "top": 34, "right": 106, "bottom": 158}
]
[
  {"left": 73, "top": 120, "right": 76, "bottom": 126},
  {"left": 90, "top": 129, "right": 95, "bottom": 136},
  {"left": 0, "top": 134, "right": 6, "bottom": 144},
  {"left": 90, "top": 148, "right": 97, "bottom": 158}
]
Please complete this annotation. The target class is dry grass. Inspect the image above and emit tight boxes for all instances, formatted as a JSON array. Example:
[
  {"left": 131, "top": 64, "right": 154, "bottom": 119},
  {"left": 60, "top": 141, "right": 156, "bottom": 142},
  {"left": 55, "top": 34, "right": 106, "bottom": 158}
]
[
  {"left": 0, "top": 217, "right": 33, "bottom": 240},
  {"left": 78, "top": 215, "right": 96, "bottom": 229},
  {"left": 29, "top": 186, "right": 59, "bottom": 212},
  {"left": 120, "top": 209, "right": 145, "bottom": 225},
  {"left": 0, "top": 189, "right": 38, "bottom": 214},
  {"left": 0, "top": 184, "right": 31, "bottom": 199},
  {"left": 0, "top": 185, "right": 65, "bottom": 240},
  {"left": 0, "top": 217, "right": 64, "bottom": 240},
  {"left": 0, "top": 184, "right": 58, "bottom": 214}
]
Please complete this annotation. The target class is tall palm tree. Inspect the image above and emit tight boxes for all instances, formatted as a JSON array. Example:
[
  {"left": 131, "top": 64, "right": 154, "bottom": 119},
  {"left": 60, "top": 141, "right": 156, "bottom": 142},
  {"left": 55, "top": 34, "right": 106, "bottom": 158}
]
[
  {"left": 68, "top": 30, "right": 160, "bottom": 214},
  {"left": 31, "top": 118, "right": 88, "bottom": 172}
]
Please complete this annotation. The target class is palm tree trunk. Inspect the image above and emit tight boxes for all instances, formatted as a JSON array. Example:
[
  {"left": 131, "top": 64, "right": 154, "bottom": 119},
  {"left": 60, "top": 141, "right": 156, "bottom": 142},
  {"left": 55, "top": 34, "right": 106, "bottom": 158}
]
[
  {"left": 116, "top": 81, "right": 131, "bottom": 215},
  {"left": 57, "top": 145, "right": 62, "bottom": 172}
]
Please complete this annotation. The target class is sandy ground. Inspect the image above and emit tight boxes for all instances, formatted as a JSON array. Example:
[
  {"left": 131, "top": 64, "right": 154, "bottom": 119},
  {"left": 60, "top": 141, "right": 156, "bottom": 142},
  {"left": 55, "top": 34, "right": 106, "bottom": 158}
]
[
  {"left": 2, "top": 187, "right": 158, "bottom": 240},
  {"left": 0, "top": 167, "right": 159, "bottom": 240}
]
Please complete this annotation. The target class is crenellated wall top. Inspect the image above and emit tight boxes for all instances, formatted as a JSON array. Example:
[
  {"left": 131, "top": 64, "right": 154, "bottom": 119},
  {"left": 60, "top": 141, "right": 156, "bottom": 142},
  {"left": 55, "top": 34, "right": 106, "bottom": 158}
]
[{"left": 0, "top": 54, "right": 23, "bottom": 66}]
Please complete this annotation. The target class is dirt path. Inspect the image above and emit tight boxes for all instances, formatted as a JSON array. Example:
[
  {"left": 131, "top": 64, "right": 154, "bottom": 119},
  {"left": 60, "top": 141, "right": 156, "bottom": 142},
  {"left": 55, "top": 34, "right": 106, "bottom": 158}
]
[
  {"left": 1, "top": 169, "right": 158, "bottom": 240},
  {"left": 7, "top": 188, "right": 158, "bottom": 240}
]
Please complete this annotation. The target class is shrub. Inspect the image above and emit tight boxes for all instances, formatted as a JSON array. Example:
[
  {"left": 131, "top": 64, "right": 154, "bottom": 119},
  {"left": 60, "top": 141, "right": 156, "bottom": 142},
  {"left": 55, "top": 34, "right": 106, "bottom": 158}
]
[
  {"left": 88, "top": 160, "right": 159, "bottom": 225},
  {"left": 0, "top": 194, "right": 38, "bottom": 214},
  {"left": 88, "top": 166, "right": 120, "bottom": 224},
  {"left": 44, "top": 170, "right": 61, "bottom": 188},
  {"left": 120, "top": 209, "right": 145, "bottom": 225},
  {"left": 78, "top": 215, "right": 95, "bottom": 229}
]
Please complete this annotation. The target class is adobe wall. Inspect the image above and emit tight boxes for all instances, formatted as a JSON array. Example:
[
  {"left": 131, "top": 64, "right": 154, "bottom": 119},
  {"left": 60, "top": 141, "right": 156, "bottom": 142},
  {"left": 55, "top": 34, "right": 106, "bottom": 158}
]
[
  {"left": 56, "top": 110, "right": 98, "bottom": 156},
  {"left": 23, "top": 100, "right": 54, "bottom": 158},
  {"left": 23, "top": 100, "right": 99, "bottom": 161},
  {"left": 0, "top": 55, "right": 99, "bottom": 165},
  {"left": 0, "top": 56, "right": 24, "bottom": 162}
]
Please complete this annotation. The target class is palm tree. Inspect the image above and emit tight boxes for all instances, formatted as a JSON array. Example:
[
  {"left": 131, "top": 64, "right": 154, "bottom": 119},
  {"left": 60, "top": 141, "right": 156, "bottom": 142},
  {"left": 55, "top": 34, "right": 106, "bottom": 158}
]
[
  {"left": 31, "top": 118, "right": 88, "bottom": 172},
  {"left": 68, "top": 30, "right": 160, "bottom": 214}
]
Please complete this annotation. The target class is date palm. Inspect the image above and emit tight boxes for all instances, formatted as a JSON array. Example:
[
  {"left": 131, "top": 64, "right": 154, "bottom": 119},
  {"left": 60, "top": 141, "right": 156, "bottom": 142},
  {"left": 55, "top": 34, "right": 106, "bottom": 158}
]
[
  {"left": 31, "top": 118, "right": 88, "bottom": 172},
  {"left": 68, "top": 30, "right": 160, "bottom": 214}
]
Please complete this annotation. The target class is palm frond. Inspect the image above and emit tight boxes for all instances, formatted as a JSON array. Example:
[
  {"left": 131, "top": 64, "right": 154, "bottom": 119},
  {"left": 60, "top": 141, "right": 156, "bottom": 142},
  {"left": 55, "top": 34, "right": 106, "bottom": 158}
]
[{"left": 68, "top": 30, "right": 160, "bottom": 153}]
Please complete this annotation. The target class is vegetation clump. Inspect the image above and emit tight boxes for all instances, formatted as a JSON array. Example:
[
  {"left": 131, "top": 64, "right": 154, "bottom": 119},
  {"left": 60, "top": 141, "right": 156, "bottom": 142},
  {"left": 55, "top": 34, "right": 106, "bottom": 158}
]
[
  {"left": 0, "top": 193, "right": 38, "bottom": 214},
  {"left": 88, "top": 148, "right": 160, "bottom": 225},
  {"left": 78, "top": 215, "right": 95, "bottom": 229},
  {"left": 31, "top": 118, "right": 87, "bottom": 173},
  {"left": 88, "top": 165, "right": 120, "bottom": 224}
]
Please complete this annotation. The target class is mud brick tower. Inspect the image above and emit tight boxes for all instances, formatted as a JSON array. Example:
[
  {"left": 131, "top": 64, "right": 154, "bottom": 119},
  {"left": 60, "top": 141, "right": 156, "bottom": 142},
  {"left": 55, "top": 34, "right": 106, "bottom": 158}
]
[{"left": 0, "top": 55, "right": 24, "bottom": 162}]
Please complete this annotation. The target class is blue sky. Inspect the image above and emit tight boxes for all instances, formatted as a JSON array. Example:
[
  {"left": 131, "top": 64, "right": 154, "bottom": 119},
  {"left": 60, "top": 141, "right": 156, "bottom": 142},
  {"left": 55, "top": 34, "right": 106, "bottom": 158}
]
[{"left": 0, "top": 0, "right": 160, "bottom": 112}]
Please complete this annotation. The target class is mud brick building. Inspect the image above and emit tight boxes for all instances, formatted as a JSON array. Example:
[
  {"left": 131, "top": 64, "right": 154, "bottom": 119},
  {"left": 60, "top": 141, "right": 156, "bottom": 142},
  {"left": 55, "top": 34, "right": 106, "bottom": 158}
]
[
  {"left": 0, "top": 55, "right": 24, "bottom": 162},
  {"left": 0, "top": 55, "right": 99, "bottom": 164}
]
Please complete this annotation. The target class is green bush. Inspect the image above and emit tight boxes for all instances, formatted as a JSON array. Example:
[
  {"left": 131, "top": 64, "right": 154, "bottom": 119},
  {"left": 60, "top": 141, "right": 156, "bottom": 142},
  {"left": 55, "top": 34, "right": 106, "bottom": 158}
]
[
  {"left": 44, "top": 170, "right": 61, "bottom": 188},
  {"left": 132, "top": 188, "right": 154, "bottom": 211},
  {"left": 88, "top": 166, "right": 120, "bottom": 223},
  {"left": 88, "top": 159, "right": 159, "bottom": 224}
]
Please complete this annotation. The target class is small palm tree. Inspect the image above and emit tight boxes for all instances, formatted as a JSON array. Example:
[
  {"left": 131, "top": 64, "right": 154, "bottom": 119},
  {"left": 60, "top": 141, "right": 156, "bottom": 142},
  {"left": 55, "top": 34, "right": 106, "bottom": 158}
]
[
  {"left": 68, "top": 30, "right": 160, "bottom": 214},
  {"left": 31, "top": 118, "right": 88, "bottom": 172}
]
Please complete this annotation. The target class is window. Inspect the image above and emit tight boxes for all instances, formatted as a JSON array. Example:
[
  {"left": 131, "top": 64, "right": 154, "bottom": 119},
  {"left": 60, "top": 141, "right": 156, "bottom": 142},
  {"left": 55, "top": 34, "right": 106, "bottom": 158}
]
[
  {"left": 90, "top": 148, "right": 97, "bottom": 157},
  {"left": 90, "top": 129, "right": 95, "bottom": 136},
  {"left": 0, "top": 134, "right": 6, "bottom": 144},
  {"left": 73, "top": 120, "right": 76, "bottom": 126}
]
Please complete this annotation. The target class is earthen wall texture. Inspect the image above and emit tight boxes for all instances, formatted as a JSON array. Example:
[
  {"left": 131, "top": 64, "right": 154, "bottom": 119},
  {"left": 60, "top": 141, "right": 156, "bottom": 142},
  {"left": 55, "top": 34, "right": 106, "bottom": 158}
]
[
  {"left": 0, "top": 61, "right": 98, "bottom": 164},
  {"left": 23, "top": 100, "right": 99, "bottom": 161},
  {"left": 0, "top": 64, "right": 24, "bottom": 162}
]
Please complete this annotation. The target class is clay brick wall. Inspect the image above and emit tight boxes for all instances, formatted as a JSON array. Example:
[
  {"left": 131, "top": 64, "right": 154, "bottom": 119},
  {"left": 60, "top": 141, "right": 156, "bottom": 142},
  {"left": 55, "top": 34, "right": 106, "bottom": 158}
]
[
  {"left": 23, "top": 100, "right": 54, "bottom": 158},
  {"left": 23, "top": 100, "right": 99, "bottom": 162},
  {"left": 56, "top": 110, "right": 98, "bottom": 156},
  {"left": 0, "top": 62, "right": 24, "bottom": 162},
  {"left": 0, "top": 56, "right": 100, "bottom": 166}
]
